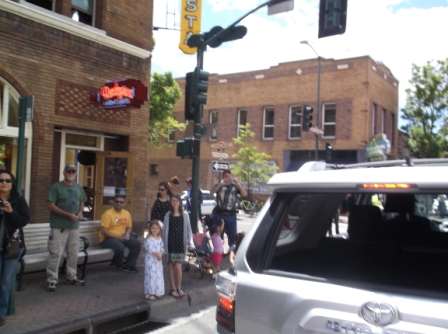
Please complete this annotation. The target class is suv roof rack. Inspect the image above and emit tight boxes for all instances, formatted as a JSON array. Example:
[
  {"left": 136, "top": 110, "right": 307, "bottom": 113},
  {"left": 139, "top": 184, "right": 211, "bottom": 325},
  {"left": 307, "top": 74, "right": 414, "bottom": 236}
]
[{"left": 324, "top": 157, "right": 448, "bottom": 170}]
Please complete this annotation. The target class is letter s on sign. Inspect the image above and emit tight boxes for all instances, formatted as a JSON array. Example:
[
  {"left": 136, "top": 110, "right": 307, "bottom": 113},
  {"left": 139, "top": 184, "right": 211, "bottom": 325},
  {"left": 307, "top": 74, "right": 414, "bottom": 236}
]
[{"left": 186, "top": 0, "right": 197, "bottom": 11}]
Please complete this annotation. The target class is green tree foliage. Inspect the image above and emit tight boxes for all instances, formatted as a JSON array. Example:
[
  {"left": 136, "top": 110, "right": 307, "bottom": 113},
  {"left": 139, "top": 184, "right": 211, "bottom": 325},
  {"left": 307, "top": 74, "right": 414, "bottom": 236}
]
[
  {"left": 231, "top": 123, "right": 278, "bottom": 199},
  {"left": 401, "top": 59, "right": 448, "bottom": 158},
  {"left": 149, "top": 72, "right": 185, "bottom": 147}
]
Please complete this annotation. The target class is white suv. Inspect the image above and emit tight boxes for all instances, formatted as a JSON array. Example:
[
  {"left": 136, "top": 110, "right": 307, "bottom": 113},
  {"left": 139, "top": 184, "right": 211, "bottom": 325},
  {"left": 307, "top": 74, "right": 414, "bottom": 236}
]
[{"left": 215, "top": 159, "right": 448, "bottom": 334}]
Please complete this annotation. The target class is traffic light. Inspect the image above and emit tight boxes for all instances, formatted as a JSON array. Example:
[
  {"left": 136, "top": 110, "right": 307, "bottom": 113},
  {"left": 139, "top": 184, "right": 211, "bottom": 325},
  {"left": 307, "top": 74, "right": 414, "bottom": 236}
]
[
  {"left": 303, "top": 105, "right": 313, "bottom": 131},
  {"left": 193, "top": 67, "right": 210, "bottom": 106},
  {"left": 176, "top": 137, "right": 200, "bottom": 159},
  {"left": 184, "top": 72, "right": 195, "bottom": 120},
  {"left": 326, "top": 142, "right": 333, "bottom": 161},
  {"left": 318, "top": 0, "right": 348, "bottom": 38}
]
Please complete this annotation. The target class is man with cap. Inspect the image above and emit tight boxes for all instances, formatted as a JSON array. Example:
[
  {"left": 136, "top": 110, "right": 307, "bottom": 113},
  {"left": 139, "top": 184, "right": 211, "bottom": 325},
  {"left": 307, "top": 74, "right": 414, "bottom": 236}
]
[
  {"left": 46, "top": 163, "right": 87, "bottom": 292},
  {"left": 210, "top": 169, "right": 247, "bottom": 247}
]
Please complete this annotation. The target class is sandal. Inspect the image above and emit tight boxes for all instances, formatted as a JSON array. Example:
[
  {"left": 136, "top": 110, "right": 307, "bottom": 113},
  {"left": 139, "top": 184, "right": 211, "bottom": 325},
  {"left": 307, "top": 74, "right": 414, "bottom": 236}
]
[
  {"left": 149, "top": 295, "right": 157, "bottom": 300},
  {"left": 177, "top": 289, "right": 185, "bottom": 297},
  {"left": 156, "top": 295, "right": 164, "bottom": 299},
  {"left": 170, "top": 289, "right": 180, "bottom": 298},
  {"left": 144, "top": 294, "right": 151, "bottom": 300}
]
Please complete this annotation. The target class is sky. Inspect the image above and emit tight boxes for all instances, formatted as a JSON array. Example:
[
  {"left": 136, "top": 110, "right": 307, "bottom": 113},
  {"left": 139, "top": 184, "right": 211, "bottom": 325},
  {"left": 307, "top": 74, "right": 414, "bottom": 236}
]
[{"left": 151, "top": 0, "right": 448, "bottom": 120}]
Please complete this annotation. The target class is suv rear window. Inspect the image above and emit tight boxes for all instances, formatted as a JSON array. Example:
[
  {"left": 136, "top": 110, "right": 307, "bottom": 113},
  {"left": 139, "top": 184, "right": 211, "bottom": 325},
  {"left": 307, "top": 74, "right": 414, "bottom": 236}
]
[{"left": 264, "top": 191, "right": 448, "bottom": 295}]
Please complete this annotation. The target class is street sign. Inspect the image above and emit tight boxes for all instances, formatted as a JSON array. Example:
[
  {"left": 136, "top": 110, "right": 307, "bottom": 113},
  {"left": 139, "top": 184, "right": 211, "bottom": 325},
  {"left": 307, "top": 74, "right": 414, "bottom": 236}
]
[
  {"left": 212, "top": 161, "right": 230, "bottom": 171},
  {"left": 210, "top": 141, "right": 232, "bottom": 149},
  {"left": 212, "top": 152, "right": 229, "bottom": 159},
  {"left": 310, "top": 126, "right": 324, "bottom": 135}
]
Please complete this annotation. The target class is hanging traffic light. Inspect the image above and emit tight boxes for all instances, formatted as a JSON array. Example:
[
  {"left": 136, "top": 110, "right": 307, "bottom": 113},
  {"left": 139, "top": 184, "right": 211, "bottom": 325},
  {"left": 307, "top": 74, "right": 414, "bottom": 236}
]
[
  {"left": 184, "top": 72, "right": 195, "bottom": 120},
  {"left": 318, "top": 0, "right": 348, "bottom": 38},
  {"left": 326, "top": 142, "right": 333, "bottom": 161},
  {"left": 303, "top": 105, "right": 313, "bottom": 132}
]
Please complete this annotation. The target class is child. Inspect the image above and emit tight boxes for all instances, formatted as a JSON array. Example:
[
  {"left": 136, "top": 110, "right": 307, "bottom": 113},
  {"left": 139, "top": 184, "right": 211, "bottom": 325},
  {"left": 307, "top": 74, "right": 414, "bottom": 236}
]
[
  {"left": 144, "top": 221, "right": 164, "bottom": 300},
  {"left": 229, "top": 232, "right": 246, "bottom": 265},
  {"left": 210, "top": 219, "right": 225, "bottom": 281}
]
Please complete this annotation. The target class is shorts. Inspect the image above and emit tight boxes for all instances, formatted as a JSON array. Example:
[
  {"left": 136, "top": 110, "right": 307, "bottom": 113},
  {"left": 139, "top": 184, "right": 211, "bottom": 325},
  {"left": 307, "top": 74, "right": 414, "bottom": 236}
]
[{"left": 210, "top": 252, "right": 223, "bottom": 266}]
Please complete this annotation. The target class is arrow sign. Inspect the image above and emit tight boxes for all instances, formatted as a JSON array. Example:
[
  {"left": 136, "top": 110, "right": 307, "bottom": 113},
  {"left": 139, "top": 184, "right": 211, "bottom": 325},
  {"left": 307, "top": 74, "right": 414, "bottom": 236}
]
[
  {"left": 310, "top": 126, "right": 324, "bottom": 135},
  {"left": 212, "top": 161, "right": 230, "bottom": 171}
]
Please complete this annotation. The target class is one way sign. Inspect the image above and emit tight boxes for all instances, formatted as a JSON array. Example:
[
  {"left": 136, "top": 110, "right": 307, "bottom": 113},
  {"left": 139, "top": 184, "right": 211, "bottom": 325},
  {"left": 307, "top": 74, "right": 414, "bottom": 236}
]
[{"left": 212, "top": 161, "right": 229, "bottom": 171}]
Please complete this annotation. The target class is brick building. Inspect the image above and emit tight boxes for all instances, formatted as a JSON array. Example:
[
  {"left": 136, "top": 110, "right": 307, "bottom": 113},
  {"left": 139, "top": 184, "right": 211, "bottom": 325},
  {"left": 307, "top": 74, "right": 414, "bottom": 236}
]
[
  {"left": 0, "top": 0, "right": 152, "bottom": 234},
  {"left": 148, "top": 56, "right": 399, "bottom": 197}
]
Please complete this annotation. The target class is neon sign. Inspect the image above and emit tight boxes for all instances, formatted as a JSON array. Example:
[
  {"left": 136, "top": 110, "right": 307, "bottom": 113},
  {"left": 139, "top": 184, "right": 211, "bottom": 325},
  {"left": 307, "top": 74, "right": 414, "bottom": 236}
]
[{"left": 90, "top": 79, "right": 149, "bottom": 109}]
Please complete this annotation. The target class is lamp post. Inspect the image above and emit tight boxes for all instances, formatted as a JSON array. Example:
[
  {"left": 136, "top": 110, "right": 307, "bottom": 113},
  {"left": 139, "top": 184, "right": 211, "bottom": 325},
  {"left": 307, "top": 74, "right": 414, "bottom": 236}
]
[{"left": 300, "top": 40, "right": 321, "bottom": 161}]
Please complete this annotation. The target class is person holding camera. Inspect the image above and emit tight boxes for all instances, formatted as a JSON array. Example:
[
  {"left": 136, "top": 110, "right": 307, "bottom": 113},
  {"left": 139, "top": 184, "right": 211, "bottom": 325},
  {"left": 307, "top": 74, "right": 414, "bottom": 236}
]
[
  {"left": 0, "top": 170, "right": 30, "bottom": 326},
  {"left": 210, "top": 169, "right": 247, "bottom": 247}
]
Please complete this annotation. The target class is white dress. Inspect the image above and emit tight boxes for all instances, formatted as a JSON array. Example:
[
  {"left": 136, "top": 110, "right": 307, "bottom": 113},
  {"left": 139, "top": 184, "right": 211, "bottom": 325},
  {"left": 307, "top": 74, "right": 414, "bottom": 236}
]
[{"left": 144, "top": 237, "right": 165, "bottom": 296}]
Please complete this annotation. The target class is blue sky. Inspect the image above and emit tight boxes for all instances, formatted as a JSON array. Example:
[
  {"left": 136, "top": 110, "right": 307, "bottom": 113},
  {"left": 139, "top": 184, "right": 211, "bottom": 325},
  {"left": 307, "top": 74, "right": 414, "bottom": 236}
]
[{"left": 152, "top": 0, "right": 448, "bottom": 120}]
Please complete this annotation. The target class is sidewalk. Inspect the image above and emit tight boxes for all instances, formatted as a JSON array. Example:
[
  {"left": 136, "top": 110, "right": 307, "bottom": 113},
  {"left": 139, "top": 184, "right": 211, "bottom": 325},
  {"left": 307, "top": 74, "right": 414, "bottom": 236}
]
[{"left": 1, "top": 241, "right": 223, "bottom": 333}]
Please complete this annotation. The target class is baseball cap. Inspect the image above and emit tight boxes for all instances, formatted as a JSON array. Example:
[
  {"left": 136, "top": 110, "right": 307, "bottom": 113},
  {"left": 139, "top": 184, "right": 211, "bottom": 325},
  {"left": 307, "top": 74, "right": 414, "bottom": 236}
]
[
  {"left": 64, "top": 163, "right": 77, "bottom": 172},
  {"left": 222, "top": 169, "right": 232, "bottom": 175}
]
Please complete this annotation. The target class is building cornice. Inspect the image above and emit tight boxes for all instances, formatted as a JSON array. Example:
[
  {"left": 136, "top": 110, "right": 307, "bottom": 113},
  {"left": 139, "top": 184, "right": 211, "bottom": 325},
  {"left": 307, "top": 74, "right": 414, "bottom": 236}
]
[{"left": 1, "top": 0, "right": 151, "bottom": 59}]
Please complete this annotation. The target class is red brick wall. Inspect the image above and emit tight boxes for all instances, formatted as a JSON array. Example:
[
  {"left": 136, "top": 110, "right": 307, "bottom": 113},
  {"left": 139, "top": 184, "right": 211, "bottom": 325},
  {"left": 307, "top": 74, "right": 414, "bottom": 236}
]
[
  {"left": 148, "top": 56, "right": 398, "bottom": 194},
  {"left": 0, "top": 3, "right": 152, "bottom": 233}
]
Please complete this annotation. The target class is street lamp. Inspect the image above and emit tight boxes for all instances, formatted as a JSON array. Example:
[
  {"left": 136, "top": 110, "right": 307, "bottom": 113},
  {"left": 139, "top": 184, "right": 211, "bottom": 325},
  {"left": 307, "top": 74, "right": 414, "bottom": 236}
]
[{"left": 300, "top": 40, "right": 321, "bottom": 161}]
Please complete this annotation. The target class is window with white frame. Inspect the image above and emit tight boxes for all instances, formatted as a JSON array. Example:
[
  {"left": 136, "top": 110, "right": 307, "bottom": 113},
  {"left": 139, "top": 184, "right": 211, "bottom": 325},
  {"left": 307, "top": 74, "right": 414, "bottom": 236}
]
[
  {"left": 289, "top": 105, "right": 302, "bottom": 139},
  {"left": 209, "top": 110, "right": 218, "bottom": 141},
  {"left": 0, "top": 77, "right": 33, "bottom": 202},
  {"left": 263, "top": 107, "right": 274, "bottom": 139},
  {"left": 390, "top": 113, "right": 395, "bottom": 147},
  {"left": 382, "top": 108, "right": 386, "bottom": 134},
  {"left": 322, "top": 103, "right": 336, "bottom": 138},
  {"left": 238, "top": 109, "right": 247, "bottom": 137}
]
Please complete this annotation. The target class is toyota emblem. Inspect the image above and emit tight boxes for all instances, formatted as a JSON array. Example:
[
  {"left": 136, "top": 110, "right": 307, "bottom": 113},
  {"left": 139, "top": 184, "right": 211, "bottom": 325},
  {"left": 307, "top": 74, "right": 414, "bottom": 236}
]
[{"left": 360, "top": 301, "right": 396, "bottom": 326}]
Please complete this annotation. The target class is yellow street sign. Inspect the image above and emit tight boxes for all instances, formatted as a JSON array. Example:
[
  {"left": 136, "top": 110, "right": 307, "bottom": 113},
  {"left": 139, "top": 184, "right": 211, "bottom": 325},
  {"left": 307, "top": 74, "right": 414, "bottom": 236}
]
[{"left": 179, "top": 0, "right": 202, "bottom": 54}]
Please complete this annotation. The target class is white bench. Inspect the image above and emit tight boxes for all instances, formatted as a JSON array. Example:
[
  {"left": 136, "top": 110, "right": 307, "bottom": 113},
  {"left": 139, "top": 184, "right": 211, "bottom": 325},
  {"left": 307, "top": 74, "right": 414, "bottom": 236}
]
[{"left": 17, "top": 221, "right": 119, "bottom": 291}]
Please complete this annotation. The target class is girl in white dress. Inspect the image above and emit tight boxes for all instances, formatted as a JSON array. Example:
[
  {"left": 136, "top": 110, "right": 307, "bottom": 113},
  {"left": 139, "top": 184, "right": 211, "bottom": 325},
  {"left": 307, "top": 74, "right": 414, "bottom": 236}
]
[{"left": 144, "top": 221, "right": 164, "bottom": 300}]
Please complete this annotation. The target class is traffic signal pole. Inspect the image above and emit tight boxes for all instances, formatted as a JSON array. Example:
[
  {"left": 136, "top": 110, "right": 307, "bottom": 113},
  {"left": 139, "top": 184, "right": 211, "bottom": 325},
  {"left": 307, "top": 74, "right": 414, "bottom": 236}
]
[
  {"left": 190, "top": 38, "right": 205, "bottom": 234},
  {"left": 187, "top": 0, "right": 293, "bottom": 233}
]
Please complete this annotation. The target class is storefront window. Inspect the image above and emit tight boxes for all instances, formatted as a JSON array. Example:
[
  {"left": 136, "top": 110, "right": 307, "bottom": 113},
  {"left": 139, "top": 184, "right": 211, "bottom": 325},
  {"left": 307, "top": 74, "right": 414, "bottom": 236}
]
[{"left": 0, "top": 77, "right": 32, "bottom": 201}]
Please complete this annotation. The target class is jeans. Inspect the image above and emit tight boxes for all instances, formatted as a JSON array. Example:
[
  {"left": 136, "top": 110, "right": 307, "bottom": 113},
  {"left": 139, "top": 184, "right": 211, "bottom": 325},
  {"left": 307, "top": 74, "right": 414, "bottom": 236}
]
[
  {"left": 100, "top": 236, "right": 141, "bottom": 268},
  {"left": 0, "top": 247, "right": 24, "bottom": 316},
  {"left": 213, "top": 213, "right": 237, "bottom": 246}
]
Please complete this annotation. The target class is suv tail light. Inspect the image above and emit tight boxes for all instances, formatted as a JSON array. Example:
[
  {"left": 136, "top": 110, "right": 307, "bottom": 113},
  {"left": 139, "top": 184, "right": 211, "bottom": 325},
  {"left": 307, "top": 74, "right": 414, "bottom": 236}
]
[{"left": 216, "top": 270, "right": 237, "bottom": 331}]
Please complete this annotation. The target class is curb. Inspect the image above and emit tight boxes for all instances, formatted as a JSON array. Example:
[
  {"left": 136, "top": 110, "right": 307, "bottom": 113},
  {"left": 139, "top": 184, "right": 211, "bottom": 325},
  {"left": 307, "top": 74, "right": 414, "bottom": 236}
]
[{"left": 11, "top": 284, "right": 217, "bottom": 334}]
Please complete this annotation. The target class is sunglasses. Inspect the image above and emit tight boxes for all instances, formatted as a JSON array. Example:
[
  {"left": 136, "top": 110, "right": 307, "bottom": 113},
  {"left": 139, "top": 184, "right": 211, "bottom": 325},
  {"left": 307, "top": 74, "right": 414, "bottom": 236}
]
[
  {"left": 158, "top": 188, "right": 166, "bottom": 191},
  {"left": 0, "top": 179, "right": 12, "bottom": 183},
  {"left": 65, "top": 170, "right": 76, "bottom": 174},
  {"left": 115, "top": 200, "right": 125, "bottom": 204}
]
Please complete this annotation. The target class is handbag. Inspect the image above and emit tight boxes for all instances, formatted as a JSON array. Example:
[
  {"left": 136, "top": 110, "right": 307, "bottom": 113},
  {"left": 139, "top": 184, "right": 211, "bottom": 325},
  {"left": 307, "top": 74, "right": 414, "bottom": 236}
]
[{"left": 4, "top": 239, "right": 20, "bottom": 259}]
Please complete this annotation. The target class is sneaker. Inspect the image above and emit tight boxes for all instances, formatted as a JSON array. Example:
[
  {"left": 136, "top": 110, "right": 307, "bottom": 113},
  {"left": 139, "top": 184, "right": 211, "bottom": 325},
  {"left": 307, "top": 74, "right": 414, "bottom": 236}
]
[
  {"left": 211, "top": 274, "right": 217, "bottom": 281},
  {"left": 65, "top": 278, "right": 85, "bottom": 286},
  {"left": 47, "top": 282, "right": 56, "bottom": 292},
  {"left": 0, "top": 316, "right": 5, "bottom": 326},
  {"left": 123, "top": 265, "right": 138, "bottom": 273}
]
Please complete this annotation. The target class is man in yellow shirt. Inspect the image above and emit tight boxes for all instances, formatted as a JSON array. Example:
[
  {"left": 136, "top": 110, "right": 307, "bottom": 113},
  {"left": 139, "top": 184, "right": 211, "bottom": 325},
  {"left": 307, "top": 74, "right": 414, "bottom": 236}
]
[{"left": 99, "top": 195, "right": 141, "bottom": 273}]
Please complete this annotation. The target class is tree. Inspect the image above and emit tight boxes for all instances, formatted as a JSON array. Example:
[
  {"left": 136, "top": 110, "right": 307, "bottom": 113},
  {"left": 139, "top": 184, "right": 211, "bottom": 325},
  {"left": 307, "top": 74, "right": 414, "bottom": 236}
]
[
  {"left": 149, "top": 72, "right": 185, "bottom": 147},
  {"left": 401, "top": 58, "right": 448, "bottom": 158},
  {"left": 231, "top": 123, "right": 278, "bottom": 200}
]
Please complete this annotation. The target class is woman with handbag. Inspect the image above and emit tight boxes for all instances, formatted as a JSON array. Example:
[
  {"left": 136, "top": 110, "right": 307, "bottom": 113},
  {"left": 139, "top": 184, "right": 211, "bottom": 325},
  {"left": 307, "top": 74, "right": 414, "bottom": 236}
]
[{"left": 0, "top": 170, "right": 30, "bottom": 326}]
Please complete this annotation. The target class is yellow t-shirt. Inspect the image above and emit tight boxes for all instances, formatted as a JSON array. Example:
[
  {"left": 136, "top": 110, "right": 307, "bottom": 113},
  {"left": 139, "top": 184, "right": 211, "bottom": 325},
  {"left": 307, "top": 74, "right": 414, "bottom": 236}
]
[{"left": 99, "top": 208, "right": 132, "bottom": 242}]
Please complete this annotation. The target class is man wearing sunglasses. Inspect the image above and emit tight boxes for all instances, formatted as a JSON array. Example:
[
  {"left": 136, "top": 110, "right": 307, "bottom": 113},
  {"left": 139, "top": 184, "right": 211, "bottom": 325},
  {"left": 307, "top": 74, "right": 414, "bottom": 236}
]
[
  {"left": 46, "top": 163, "right": 87, "bottom": 292},
  {"left": 99, "top": 195, "right": 141, "bottom": 273}
]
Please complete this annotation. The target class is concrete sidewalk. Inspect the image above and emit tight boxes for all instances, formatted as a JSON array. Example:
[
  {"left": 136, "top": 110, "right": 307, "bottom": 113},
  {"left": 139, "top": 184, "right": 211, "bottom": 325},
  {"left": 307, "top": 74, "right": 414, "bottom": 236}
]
[{"left": 2, "top": 243, "right": 223, "bottom": 333}]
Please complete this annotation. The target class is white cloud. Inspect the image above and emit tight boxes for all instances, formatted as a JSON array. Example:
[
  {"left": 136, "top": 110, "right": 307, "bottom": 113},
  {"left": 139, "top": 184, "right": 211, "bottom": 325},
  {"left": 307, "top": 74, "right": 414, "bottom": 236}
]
[{"left": 152, "top": 0, "right": 448, "bottom": 116}]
